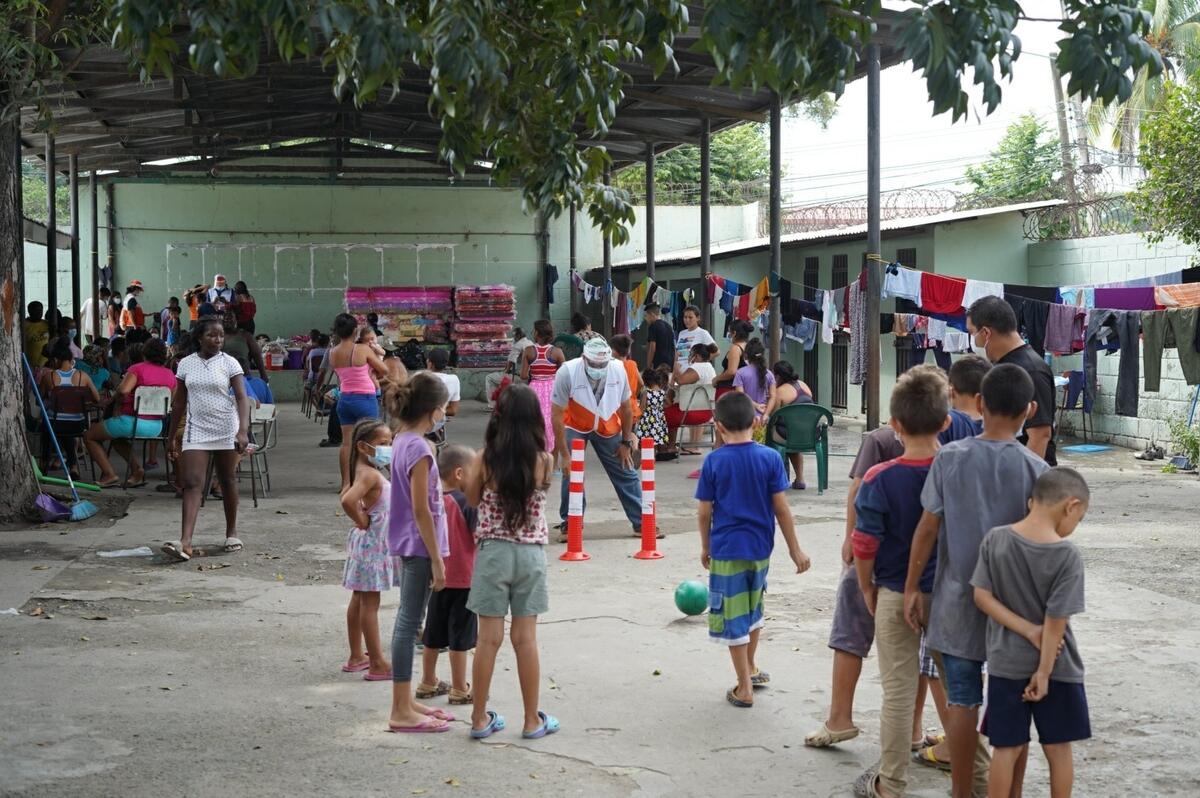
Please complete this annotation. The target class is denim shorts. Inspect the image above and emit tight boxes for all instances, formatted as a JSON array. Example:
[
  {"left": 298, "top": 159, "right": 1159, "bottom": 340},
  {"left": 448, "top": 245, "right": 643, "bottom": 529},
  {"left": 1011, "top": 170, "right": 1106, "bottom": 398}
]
[
  {"left": 104, "top": 415, "right": 163, "bottom": 439},
  {"left": 466, "top": 539, "right": 549, "bottom": 618},
  {"left": 828, "top": 565, "right": 874, "bottom": 658},
  {"left": 937, "top": 651, "right": 985, "bottom": 707},
  {"left": 982, "top": 676, "right": 1091, "bottom": 747},
  {"left": 336, "top": 392, "right": 379, "bottom": 426}
]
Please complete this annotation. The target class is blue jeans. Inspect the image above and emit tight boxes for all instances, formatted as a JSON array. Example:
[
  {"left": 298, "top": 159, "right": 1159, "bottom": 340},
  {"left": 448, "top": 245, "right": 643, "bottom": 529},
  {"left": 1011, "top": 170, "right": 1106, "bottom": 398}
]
[
  {"left": 392, "top": 556, "right": 431, "bottom": 683},
  {"left": 938, "top": 651, "right": 985, "bottom": 708},
  {"left": 558, "top": 429, "right": 643, "bottom": 530}
]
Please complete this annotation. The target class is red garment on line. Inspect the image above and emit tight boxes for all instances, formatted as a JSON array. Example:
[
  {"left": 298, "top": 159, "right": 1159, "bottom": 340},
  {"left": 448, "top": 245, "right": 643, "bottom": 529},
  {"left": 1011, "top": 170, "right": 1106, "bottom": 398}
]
[
  {"left": 920, "top": 272, "right": 967, "bottom": 314},
  {"left": 736, "top": 292, "right": 752, "bottom": 320}
]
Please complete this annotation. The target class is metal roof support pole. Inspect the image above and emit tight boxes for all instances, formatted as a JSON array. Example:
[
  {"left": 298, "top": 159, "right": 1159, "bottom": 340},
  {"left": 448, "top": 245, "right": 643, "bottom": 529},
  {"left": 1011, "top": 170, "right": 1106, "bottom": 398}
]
[
  {"left": 700, "top": 118, "right": 712, "bottom": 331},
  {"left": 768, "top": 94, "right": 782, "bottom": 366},
  {"left": 865, "top": 42, "right": 882, "bottom": 431},
  {"left": 602, "top": 166, "right": 613, "bottom": 337},
  {"left": 105, "top": 182, "right": 116, "bottom": 292},
  {"left": 89, "top": 170, "right": 99, "bottom": 339},
  {"left": 536, "top": 209, "right": 549, "bottom": 319},
  {"left": 45, "top": 135, "right": 56, "bottom": 317},
  {"left": 69, "top": 154, "right": 80, "bottom": 324},
  {"left": 645, "top": 141, "right": 655, "bottom": 281},
  {"left": 569, "top": 204, "right": 579, "bottom": 317}
]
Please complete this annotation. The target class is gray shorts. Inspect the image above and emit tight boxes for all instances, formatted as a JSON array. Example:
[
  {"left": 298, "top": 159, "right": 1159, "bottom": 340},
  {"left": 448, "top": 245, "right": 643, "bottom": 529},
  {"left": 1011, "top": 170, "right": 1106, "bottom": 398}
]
[
  {"left": 466, "top": 539, "right": 549, "bottom": 618},
  {"left": 827, "top": 565, "right": 875, "bottom": 658}
]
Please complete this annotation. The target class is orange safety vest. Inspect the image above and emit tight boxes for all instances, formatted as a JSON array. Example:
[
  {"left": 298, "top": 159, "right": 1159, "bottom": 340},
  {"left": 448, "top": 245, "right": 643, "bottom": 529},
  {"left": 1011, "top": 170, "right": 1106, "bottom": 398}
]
[{"left": 561, "top": 359, "right": 629, "bottom": 437}]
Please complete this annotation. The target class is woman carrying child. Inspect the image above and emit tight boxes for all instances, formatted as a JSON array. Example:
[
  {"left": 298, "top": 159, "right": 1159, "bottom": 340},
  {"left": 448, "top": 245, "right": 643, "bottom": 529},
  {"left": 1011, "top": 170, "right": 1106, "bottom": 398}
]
[
  {"left": 340, "top": 419, "right": 397, "bottom": 682},
  {"left": 465, "top": 384, "right": 558, "bottom": 740},
  {"left": 382, "top": 372, "right": 454, "bottom": 733},
  {"left": 520, "top": 319, "right": 565, "bottom": 454}
]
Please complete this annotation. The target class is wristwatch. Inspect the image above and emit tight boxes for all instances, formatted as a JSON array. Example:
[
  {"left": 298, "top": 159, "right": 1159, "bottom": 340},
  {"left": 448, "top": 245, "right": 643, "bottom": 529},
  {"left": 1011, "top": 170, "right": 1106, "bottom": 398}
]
[{"left": 620, "top": 438, "right": 636, "bottom": 449}]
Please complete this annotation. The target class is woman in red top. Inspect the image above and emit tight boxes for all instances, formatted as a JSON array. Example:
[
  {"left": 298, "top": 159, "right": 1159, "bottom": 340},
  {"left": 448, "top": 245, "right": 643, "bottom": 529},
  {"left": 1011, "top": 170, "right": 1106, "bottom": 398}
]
[
  {"left": 520, "top": 319, "right": 565, "bottom": 455},
  {"left": 233, "top": 281, "right": 257, "bottom": 334}
]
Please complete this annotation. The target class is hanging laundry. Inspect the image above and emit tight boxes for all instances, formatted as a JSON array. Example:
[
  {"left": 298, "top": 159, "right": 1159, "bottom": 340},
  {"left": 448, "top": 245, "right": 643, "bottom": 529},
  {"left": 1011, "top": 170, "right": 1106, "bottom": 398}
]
[
  {"left": 881, "top": 264, "right": 923, "bottom": 305},
  {"left": 848, "top": 282, "right": 868, "bottom": 385},
  {"left": 544, "top": 263, "right": 559, "bottom": 306},
  {"left": 719, "top": 289, "right": 734, "bottom": 318},
  {"left": 1058, "top": 287, "right": 1094, "bottom": 308},
  {"left": 942, "top": 330, "right": 972, "bottom": 353},
  {"left": 1085, "top": 309, "right": 1141, "bottom": 417},
  {"left": 736, "top": 292, "right": 752, "bottom": 321},
  {"left": 1044, "top": 303, "right": 1087, "bottom": 355},
  {"left": 1003, "top": 284, "right": 1060, "bottom": 304},
  {"left": 820, "top": 290, "right": 836, "bottom": 344},
  {"left": 1094, "top": 287, "right": 1160, "bottom": 311},
  {"left": 1154, "top": 284, "right": 1200, "bottom": 308},
  {"left": 614, "top": 291, "right": 630, "bottom": 335},
  {"left": 833, "top": 287, "right": 848, "bottom": 326},
  {"left": 919, "top": 272, "right": 967, "bottom": 314},
  {"left": 893, "top": 314, "right": 910, "bottom": 337},
  {"left": 961, "top": 279, "right": 1004, "bottom": 309},
  {"left": 927, "top": 318, "right": 948, "bottom": 344},
  {"left": 752, "top": 277, "right": 771, "bottom": 316},
  {"left": 1005, "top": 297, "right": 1051, "bottom": 356},
  {"left": 1143, "top": 309, "right": 1200, "bottom": 390}
]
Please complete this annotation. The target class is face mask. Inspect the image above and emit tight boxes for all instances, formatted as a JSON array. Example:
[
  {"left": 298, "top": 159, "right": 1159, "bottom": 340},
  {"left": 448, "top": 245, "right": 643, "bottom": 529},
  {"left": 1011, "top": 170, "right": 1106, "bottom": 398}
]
[
  {"left": 370, "top": 445, "right": 392, "bottom": 468},
  {"left": 431, "top": 417, "right": 446, "bottom": 434},
  {"left": 585, "top": 363, "right": 608, "bottom": 381},
  {"left": 972, "top": 334, "right": 990, "bottom": 363}
]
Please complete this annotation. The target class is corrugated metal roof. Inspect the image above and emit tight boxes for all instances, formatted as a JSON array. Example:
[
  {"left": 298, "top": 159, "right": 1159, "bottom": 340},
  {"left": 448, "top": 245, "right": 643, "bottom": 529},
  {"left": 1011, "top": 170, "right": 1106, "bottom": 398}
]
[
  {"left": 613, "top": 199, "right": 1067, "bottom": 270},
  {"left": 19, "top": 8, "right": 908, "bottom": 179}
]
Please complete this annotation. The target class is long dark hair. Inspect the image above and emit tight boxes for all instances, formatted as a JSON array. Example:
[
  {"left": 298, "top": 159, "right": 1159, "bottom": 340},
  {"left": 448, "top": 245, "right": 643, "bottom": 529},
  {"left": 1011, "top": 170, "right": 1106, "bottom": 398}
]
[
  {"left": 729, "top": 319, "right": 754, "bottom": 343},
  {"left": 483, "top": 384, "right": 545, "bottom": 532},
  {"left": 743, "top": 338, "right": 767, "bottom": 383},
  {"left": 771, "top": 359, "right": 798, "bottom": 385}
]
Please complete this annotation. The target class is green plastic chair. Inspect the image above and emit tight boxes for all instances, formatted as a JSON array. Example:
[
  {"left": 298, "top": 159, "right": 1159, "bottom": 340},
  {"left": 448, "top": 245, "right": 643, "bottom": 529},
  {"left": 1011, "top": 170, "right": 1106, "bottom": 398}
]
[
  {"left": 553, "top": 333, "right": 584, "bottom": 361},
  {"left": 766, "top": 403, "right": 835, "bottom": 494}
]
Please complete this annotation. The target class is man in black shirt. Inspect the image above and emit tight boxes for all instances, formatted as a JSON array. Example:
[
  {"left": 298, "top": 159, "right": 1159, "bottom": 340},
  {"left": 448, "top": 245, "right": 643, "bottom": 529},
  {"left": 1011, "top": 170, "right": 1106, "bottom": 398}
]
[
  {"left": 643, "top": 302, "right": 676, "bottom": 370},
  {"left": 967, "top": 296, "right": 1057, "bottom": 465}
]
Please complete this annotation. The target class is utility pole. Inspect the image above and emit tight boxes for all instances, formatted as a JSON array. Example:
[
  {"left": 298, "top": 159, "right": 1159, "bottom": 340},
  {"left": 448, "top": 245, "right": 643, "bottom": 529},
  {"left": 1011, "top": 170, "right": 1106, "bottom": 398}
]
[{"left": 1050, "top": 59, "right": 1082, "bottom": 237}]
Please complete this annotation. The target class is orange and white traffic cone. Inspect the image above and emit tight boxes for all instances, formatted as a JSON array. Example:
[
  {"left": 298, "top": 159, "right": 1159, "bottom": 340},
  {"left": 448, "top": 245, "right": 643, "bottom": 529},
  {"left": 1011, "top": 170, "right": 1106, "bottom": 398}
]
[
  {"left": 633, "top": 437, "right": 663, "bottom": 560},
  {"left": 560, "top": 438, "right": 591, "bottom": 562}
]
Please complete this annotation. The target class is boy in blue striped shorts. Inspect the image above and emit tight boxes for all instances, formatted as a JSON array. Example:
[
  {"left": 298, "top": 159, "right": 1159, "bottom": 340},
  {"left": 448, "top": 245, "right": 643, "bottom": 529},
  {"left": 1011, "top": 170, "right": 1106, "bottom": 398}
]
[{"left": 696, "top": 392, "right": 812, "bottom": 708}]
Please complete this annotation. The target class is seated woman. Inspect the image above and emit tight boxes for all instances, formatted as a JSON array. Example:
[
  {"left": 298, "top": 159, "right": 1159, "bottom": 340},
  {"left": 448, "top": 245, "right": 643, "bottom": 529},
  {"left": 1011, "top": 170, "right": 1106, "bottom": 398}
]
[
  {"left": 770, "top": 360, "right": 815, "bottom": 490},
  {"left": 662, "top": 343, "right": 718, "bottom": 456},
  {"left": 85, "top": 338, "right": 177, "bottom": 488},
  {"left": 76, "top": 343, "right": 113, "bottom": 394},
  {"left": 38, "top": 339, "right": 101, "bottom": 478},
  {"left": 732, "top": 339, "right": 776, "bottom": 424}
]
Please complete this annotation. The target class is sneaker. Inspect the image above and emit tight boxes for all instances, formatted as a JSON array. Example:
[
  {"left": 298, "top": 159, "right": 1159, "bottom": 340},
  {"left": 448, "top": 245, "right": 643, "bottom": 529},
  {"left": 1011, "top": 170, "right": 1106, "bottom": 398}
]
[{"left": 318, "top": 439, "right": 340, "bottom": 448}]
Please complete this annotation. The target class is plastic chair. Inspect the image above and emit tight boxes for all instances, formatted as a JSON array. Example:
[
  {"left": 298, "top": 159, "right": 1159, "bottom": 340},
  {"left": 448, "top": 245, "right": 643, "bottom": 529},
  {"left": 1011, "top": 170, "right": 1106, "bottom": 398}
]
[
  {"left": 676, "top": 382, "right": 717, "bottom": 448},
  {"left": 766, "top": 403, "right": 835, "bottom": 494},
  {"left": 127, "top": 386, "right": 173, "bottom": 488},
  {"left": 1057, "top": 369, "right": 1090, "bottom": 442}
]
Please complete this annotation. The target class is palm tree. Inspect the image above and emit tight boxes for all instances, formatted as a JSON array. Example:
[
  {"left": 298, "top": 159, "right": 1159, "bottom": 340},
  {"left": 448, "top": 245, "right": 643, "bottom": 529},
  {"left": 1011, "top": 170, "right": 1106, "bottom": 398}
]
[{"left": 1087, "top": 0, "right": 1200, "bottom": 160}]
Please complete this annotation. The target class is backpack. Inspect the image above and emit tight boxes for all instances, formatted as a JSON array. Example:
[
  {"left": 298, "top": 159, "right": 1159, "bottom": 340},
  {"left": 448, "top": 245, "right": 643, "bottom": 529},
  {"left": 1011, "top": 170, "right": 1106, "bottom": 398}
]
[{"left": 399, "top": 339, "right": 426, "bottom": 371}]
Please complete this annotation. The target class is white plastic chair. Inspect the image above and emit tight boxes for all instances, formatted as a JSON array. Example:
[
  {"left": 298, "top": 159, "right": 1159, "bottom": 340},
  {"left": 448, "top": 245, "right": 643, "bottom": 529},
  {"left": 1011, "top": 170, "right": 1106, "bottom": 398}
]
[
  {"left": 125, "top": 386, "right": 173, "bottom": 488},
  {"left": 676, "top": 382, "right": 717, "bottom": 449}
]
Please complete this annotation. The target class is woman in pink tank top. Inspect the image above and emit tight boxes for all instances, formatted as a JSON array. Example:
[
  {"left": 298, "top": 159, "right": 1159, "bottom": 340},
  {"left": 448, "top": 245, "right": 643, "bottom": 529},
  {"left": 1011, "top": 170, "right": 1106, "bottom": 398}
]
[
  {"left": 520, "top": 320, "right": 565, "bottom": 454},
  {"left": 329, "top": 314, "right": 391, "bottom": 490}
]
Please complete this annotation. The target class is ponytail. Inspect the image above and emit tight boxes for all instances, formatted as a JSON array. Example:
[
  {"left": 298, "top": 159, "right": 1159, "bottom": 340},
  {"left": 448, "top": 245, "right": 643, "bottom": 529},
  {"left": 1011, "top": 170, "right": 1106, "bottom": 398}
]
[
  {"left": 384, "top": 371, "right": 449, "bottom": 423},
  {"left": 744, "top": 339, "right": 767, "bottom": 383}
]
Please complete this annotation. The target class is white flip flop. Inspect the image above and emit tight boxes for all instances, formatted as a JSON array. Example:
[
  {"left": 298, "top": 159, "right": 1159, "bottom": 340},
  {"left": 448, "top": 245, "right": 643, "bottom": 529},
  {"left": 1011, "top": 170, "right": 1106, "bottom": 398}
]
[
  {"left": 223, "top": 537, "right": 244, "bottom": 553},
  {"left": 161, "top": 541, "right": 190, "bottom": 562}
]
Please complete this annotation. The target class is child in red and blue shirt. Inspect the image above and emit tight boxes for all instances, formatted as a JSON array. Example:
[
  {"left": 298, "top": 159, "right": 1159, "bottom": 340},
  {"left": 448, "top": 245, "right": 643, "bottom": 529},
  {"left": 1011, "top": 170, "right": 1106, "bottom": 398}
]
[{"left": 850, "top": 366, "right": 949, "bottom": 798}]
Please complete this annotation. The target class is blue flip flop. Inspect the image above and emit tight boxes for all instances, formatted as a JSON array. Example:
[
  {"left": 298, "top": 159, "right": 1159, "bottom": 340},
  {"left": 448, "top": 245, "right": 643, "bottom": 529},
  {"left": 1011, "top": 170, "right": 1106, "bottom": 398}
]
[
  {"left": 469, "top": 711, "right": 505, "bottom": 739},
  {"left": 522, "top": 710, "right": 560, "bottom": 739}
]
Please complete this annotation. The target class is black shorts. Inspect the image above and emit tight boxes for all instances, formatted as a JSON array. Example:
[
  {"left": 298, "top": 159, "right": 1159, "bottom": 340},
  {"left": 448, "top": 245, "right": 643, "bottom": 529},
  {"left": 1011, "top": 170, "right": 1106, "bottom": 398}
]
[
  {"left": 982, "top": 675, "right": 1091, "bottom": 748},
  {"left": 421, "top": 588, "right": 477, "bottom": 651}
]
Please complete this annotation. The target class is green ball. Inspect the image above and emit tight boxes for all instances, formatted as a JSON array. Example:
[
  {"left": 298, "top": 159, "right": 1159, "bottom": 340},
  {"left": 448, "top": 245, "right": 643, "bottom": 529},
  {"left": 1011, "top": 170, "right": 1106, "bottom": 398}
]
[{"left": 674, "top": 580, "right": 709, "bottom": 616}]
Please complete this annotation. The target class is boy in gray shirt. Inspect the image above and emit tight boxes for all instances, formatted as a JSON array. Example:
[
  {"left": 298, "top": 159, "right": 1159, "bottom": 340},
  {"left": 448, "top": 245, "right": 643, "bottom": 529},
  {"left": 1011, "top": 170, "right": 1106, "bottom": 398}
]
[
  {"left": 904, "top": 364, "right": 1049, "bottom": 798},
  {"left": 972, "top": 467, "right": 1090, "bottom": 798}
]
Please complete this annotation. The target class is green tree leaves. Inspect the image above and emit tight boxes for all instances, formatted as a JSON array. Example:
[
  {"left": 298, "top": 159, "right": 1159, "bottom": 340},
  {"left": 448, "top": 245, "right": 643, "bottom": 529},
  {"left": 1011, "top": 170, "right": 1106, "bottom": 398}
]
[
  {"left": 1133, "top": 76, "right": 1200, "bottom": 244},
  {"left": 613, "top": 124, "right": 770, "bottom": 204},
  {"left": 963, "top": 113, "right": 1063, "bottom": 202}
]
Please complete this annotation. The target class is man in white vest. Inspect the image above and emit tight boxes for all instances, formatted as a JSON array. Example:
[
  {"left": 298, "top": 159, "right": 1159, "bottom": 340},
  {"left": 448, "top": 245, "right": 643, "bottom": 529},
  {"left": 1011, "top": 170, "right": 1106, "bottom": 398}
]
[{"left": 551, "top": 337, "right": 646, "bottom": 539}]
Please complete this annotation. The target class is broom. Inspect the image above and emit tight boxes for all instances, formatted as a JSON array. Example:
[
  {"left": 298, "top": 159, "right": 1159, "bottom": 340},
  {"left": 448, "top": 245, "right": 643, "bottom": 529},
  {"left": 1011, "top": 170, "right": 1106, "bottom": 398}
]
[{"left": 22, "top": 354, "right": 100, "bottom": 521}]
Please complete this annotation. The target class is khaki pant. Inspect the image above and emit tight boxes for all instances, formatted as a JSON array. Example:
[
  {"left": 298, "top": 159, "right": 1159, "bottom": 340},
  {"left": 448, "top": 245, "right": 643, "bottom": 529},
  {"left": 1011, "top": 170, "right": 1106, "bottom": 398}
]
[{"left": 875, "top": 588, "right": 929, "bottom": 796}]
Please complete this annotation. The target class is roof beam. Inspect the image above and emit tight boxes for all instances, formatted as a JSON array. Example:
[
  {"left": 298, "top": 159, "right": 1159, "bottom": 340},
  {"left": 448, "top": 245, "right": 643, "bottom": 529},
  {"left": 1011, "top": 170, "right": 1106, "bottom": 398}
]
[{"left": 623, "top": 88, "right": 765, "bottom": 122}]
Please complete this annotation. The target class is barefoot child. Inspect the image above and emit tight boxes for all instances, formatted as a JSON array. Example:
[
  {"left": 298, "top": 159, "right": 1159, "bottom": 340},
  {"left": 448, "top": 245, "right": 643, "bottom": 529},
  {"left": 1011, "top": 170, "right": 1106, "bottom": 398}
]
[
  {"left": 465, "top": 384, "right": 557, "bottom": 740},
  {"left": 696, "top": 392, "right": 811, "bottom": 708},
  {"left": 849, "top": 366, "right": 948, "bottom": 798},
  {"left": 417, "top": 445, "right": 479, "bottom": 706},
  {"left": 340, "top": 419, "right": 396, "bottom": 680},
  {"left": 973, "top": 467, "right": 1090, "bottom": 798},
  {"left": 383, "top": 372, "right": 453, "bottom": 734}
]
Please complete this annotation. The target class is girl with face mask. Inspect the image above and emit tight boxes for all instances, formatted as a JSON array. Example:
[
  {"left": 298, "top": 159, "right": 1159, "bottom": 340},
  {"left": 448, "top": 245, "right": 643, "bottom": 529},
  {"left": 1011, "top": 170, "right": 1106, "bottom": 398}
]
[{"left": 340, "top": 419, "right": 398, "bottom": 681}]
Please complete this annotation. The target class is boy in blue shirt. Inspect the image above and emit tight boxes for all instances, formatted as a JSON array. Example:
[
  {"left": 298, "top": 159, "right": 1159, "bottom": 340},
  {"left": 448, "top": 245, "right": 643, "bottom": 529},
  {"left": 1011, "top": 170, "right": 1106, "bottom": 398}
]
[
  {"left": 696, "top": 392, "right": 811, "bottom": 709},
  {"left": 941, "top": 354, "right": 987, "bottom": 442},
  {"left": 850, "top": 365, "right": 949, "bottom": 798}
]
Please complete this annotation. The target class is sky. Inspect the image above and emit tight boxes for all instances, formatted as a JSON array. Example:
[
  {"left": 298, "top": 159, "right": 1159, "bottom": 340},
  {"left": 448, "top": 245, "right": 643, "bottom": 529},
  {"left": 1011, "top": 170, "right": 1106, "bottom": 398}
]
[{"left": 780, "top": 0, "right": 1075, "bottom": 205}]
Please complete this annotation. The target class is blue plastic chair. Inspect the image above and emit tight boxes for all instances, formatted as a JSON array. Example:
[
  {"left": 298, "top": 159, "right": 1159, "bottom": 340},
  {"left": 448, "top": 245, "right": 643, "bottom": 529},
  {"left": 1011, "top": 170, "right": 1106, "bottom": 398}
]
[{"left": 765, "top": 403, "right": 835, "bottom": 494}]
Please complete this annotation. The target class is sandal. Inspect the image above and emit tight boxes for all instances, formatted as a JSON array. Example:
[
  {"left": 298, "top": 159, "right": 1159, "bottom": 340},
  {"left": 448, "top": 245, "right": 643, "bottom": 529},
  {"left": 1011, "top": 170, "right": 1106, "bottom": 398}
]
[
  {"left": 912, "top": 746, "right": 952, "bottom": 772},
  {"left": 223, "top": 537, "right": 244, "bottom": 553},
  {"left": 679, "top": 447, "right": 701, "bottom": 456},
  {"left": 725, "top": 688, "right": 753, "bottom": 708},
  {"left": 522, "top": 710, "right": 560, "bottom": 739},
  {"left": 415, "top": 680, "right": 450, "bottom": 699},
  {"left": 804, "top": 722, "right": 860, "bottom": 748},
  {"left": 852, "top": 769, "right": 883, "bottom": 798},
  {"left": 448, "top": 686, "right": 473, "bottom": 705},
  {"left": 470, "top": 710, "right": 505, "bottom": 740},
  {"left": 750, "top": 669, "right": 770, "bottom": 688},
  {"left": 161, "top": 541, "right": 190, "bottom": 562}
]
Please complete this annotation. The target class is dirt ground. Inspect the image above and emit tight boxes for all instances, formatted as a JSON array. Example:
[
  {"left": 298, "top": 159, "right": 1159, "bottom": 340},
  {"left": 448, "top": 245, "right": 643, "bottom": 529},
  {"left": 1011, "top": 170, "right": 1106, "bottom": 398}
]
[{"left": 1, "top": 403, "right": 1198, "bottom": 797}]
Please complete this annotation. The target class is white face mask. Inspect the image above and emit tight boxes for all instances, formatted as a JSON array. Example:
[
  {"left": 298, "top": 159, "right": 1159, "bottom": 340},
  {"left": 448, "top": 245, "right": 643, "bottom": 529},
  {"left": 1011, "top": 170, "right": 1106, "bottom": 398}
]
[
  {"left": 585, "top": 362, "right": 608, "bottom": 381},
  {"left": 971, "top": 331, "right": 990, "bottom": 363}
]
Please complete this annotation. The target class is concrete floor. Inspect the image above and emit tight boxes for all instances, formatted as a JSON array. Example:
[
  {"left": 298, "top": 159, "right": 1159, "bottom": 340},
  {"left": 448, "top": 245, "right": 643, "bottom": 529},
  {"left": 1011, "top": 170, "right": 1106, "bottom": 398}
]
[{"left": 2, "top": 402, "right": 1199, "bottom": 797}]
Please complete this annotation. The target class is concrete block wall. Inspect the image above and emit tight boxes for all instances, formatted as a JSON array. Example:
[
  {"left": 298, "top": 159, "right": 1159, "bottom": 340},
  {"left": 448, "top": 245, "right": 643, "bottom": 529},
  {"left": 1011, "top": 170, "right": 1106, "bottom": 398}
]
[{"left": 1029, "top": 233, "right": 1198, "bottom": 450}]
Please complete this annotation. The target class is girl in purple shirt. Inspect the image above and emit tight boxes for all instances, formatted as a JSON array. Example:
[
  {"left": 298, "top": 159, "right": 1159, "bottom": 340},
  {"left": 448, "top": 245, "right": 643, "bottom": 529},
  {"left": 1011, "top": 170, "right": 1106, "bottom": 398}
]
[
  {"left": 732, "top": 339, "right": 777, "bottom": 422},
  {"left": 385, "top": 372, "right": 453, "bottom": 734}
]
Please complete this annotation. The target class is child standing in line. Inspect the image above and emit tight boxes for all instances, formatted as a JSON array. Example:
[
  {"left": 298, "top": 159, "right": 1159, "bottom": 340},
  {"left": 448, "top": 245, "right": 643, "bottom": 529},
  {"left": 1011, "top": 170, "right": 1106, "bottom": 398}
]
[
  {"left": 904, "top": 364, "right": 1051, "bottom": 798},
  {"left": 942, "top": 354, "right": 988, "bottom": 441},
  {"left": 973, "top": 467, "right": 1090, "bottom": 798},
  {"left": 416, "top": 445, "right": 479, "bottom": 706},
  {"left": 696, "top": 392, "right": 811, "bottom": 708},
  {"left": 383, "top": 372, "right": 453, "bottom": 734},
  {"left": 849, "top": 366, "right": 949, "bottom": 798},
  {"left": 465, "top": 384, "right": 557, "bottom": 740},
  {"left": 340, "top": 419, "right": 397, "bottom": 681},
  {"left": 636, "top": 367, "right": 670, "bottom": 453}
]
